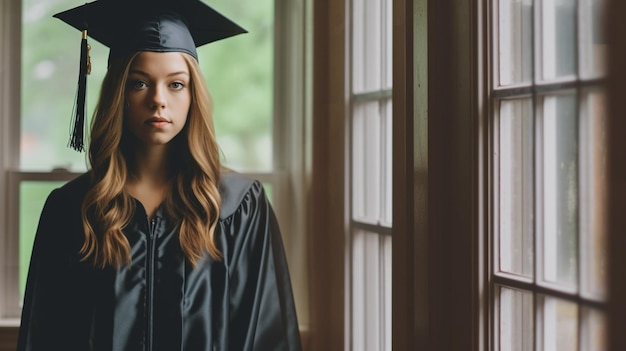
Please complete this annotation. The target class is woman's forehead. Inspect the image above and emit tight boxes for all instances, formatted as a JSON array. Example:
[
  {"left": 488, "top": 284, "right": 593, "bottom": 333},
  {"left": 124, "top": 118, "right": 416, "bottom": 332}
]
[{"left": 129, "top": 52, "right": 191, "bottom": 76}]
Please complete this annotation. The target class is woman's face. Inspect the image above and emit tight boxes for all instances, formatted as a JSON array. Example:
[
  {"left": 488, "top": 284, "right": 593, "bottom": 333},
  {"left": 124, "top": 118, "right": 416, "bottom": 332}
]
[{"left": 125, "top": 51, "right": 191, "bottom": 147}]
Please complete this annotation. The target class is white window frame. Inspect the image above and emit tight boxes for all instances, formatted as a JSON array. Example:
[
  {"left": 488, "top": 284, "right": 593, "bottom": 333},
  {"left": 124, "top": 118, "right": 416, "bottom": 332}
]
[
  {"left": 489, "top": 0, "right": 608, "bottom": 349},
  {"left": 346, "top": 0, "right": 393, "bottom": 350},
  {"left": 0, "top": 0, "right": 311, "bottom": 330}
]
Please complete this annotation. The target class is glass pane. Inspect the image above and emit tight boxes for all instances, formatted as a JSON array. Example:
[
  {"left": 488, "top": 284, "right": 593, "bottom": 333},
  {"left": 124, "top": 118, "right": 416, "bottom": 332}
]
[
  {"left": 19, "top": 181, "right": 66, "bottom": 299},
  {"left": 382, "top": 233, "right": 391, "bottom": 351},
  {"left": 499, "top": 99, "right": 534, "bottom": 277},
  {"left": 540, "top": 296, "right": 578, "bottom": 351},
  {"left": 580, "top": 90, "right": 608, "bottom": 298},
  {"left": 498, "top": 287, "right": 533, "bottom": 351},
  {"left": 580, "top": 307, "right": 607, "bottom": 351},
  {"left": 498, "top": 0, "right": 532, "bottom": 86},
  {"left": 539, "top": 0, "right": 576, "bottom": 80},
  {"left": 383, "top": 0, "right": 392, "bottom": 90},
  {"left": 21, "top": 0, "right": 108, "bottom": 171},
  {"left": 198, "top": 0, "right": 274, "bottom": 171},
  {"left": 352, "top": 101, "right": 382, "bottom": 224},
  {"left": 352, "top": 0, "right": 383, "bottom": 92},
  {"left": 579, "top": 0, "right": 607, "bottom": 78},
  {"left": 541, "top": 94, "right": 578, "bottom": 288},
  {"left": 381, "top": 98, "right": 393, "bottom": 227},
  {"left": 351, "top": 230, "right": 392, "bottom": 351}
]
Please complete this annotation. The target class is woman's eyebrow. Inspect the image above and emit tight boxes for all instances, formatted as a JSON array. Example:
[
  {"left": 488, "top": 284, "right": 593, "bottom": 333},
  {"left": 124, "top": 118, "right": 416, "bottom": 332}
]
[
  {"left": 167, "top": 71, "right": 190, "bottom": 77},
  {"left": 128, "top": 69, "right": 149, "bottom": 77},
  {"left": 128, "top": 70, "right": 190, "bottom": 77}
]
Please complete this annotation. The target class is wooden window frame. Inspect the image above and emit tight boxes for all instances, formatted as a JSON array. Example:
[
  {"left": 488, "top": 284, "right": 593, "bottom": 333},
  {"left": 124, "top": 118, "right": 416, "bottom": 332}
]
[{"left": 309, "top": 0, "right": 485, "bottom": 350}]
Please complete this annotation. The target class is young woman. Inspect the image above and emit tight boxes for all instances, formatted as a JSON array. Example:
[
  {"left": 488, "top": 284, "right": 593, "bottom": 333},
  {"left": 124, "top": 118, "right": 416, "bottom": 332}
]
[{"left": 17, "top": 1, "right": 302, "bottom": 350}]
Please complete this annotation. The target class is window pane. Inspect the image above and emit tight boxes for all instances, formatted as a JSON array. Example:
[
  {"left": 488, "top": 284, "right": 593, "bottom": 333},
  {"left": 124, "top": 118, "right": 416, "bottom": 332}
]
[
  {"left": 580, "top": 90, "right": 608, "bottom": 298},
  {"left": 351, "top": 97, "right": 391, "bottom": 227},
  {"left": 21, "top": 0, "right": 108, "bottom": 171},
  {"left": 351, "top": 230, "right": 392, "bottom": 351},
  {"left": 579, "top": 0, "right": 607, "bottom": 78},
  {"left": 498, "top": 99, "right": 534, "bottom": 277},
  {"left": 539, "top": 0, "right": 576, "bottom": 80},
  {"left": 498, "top": 287, "right": 533, "bottom": 351},
  {"left": 541, "top": 94, "right": 578, "bottom": 288},
  {"left": 540, "top": 296, "right": 578, "bottom": 351},
  {"left": 383, "top": 0, "right": 392, "bottom": 89},
  {"left": 498, "top": 0, "right": 532, "bottom": 86},
  {"left": 19, "top": 181, "right": 65, "bottom": 299},
  {"left": 198, "top": 1, "right": 274, "bottom": 171},
  {"left": 352, "top": 101, "right": 382, "bottom": 225},
  {"left": 381, "top": 98, "right": 392, "bottom": 227},
  {"left": 352, "top": 0, "right": 383, "bottom": 92},
  {"left": 580, "top": 307, "right": 607, "bottom": 351}
]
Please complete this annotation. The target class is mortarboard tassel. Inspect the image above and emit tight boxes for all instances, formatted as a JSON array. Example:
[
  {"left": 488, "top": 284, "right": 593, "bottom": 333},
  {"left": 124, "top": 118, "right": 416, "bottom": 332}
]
[{"left": 69, "top": 29, "right": 91, "bottom": 152}]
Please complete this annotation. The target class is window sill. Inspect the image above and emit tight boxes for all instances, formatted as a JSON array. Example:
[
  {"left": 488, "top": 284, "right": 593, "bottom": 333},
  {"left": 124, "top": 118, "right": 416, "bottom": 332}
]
[{"left": 0, "top": 319, "right": 18, "bottom": 327}]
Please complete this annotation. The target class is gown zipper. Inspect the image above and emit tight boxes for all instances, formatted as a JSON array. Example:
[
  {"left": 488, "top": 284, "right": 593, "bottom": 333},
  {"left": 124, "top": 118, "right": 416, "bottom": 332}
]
[{"left": 146, "top": 217, "right": 157, "bottom": 351}]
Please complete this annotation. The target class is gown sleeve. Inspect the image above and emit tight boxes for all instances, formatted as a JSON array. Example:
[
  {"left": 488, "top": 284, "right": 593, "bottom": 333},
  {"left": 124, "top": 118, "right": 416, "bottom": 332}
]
[
  {"left": 17, "top": 187, "right": 94, "bottom": 351},
  {"left": 217, "top": 180, "right": 302, "bottom": 351}
]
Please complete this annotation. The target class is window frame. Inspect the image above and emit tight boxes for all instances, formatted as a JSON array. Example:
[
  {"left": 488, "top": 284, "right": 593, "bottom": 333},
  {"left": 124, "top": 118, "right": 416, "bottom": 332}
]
[
  {"left": 346, "top": 0, "right": 394, "bottom": 349},
  {"left": 0, "top": 0, "right": 23, "bottom": 324},
  {"left": 606, "top": 1, "right": 626, "bottom": 349},
  {"left": 488, "top": 0, "right": 609, "bottom": 349}
]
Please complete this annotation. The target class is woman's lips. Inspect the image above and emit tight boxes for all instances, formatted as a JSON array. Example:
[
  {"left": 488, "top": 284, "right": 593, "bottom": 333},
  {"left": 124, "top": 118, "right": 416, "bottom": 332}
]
[{"left": 145, "top": 116, "right": 171, "bottom": 128}]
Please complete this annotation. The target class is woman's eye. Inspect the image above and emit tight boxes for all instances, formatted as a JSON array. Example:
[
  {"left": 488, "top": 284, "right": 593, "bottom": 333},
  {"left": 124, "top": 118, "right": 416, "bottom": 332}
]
[
  {"left": 128, "top": 80, "right": 147, "bottom": 90},
  {"left": 170, "top": 82, "right": 185, "bottom": 90}
]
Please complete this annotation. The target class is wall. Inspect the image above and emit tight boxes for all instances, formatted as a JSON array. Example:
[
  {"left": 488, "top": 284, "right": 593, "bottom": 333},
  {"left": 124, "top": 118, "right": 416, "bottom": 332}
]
[{"left": 0, "top": 326, "right": 18, "bottom": 351}]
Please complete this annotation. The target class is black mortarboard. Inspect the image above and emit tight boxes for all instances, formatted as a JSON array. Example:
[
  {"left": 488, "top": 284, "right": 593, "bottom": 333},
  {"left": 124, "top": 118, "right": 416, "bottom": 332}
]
[{"left": 53, "top": 0, "right": 247, "bottom": 151}]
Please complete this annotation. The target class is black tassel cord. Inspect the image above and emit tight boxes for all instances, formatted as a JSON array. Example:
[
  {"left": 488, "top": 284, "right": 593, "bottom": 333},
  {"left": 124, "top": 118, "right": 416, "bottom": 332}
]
[{"left": 69, "top": 29, "right": 91, "bottom": 152}]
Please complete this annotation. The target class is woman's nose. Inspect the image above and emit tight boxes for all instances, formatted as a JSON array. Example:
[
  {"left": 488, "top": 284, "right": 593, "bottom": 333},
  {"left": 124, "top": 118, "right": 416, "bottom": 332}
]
[{"left": 149, "top": 86, "right": 166, "bottom": 109}]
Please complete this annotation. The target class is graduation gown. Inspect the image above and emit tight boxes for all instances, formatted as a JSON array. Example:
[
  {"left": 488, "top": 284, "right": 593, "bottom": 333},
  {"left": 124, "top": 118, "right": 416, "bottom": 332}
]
[{"left": 16, "top": 172, "right": 302, "bottom": 351}]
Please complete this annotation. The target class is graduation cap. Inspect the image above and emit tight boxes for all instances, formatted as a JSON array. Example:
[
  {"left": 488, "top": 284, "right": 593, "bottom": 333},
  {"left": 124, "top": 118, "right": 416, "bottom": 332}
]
[{"left": 53, "top": 0, "right": 247, "bottom": 151}]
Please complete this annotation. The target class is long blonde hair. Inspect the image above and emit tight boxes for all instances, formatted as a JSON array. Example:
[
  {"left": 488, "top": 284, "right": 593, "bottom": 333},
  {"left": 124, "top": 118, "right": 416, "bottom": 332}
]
[{"left": 80, "top": 52, "right": 222, "bottom": 268}]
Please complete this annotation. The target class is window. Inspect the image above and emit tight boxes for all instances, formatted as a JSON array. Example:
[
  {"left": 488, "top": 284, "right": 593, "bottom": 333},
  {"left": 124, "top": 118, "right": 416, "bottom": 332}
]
[
  {"left": 491, "top": 0, "right": 608, "bottom": 349},
  {"left": 347, "top": 0, "right": 392, "bottom": 349},
  {"left": 0, "top": 0, "right": 309, "bottom": 328}
]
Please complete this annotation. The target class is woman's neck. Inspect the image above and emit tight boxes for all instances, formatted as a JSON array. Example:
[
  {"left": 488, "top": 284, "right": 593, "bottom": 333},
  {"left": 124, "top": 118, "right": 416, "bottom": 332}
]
[
  {"left": 128, "top": 144, "right": 172, "bottom": 186},
  {"left": 125, "top": 145, "right": 174, "bottom": 218}
]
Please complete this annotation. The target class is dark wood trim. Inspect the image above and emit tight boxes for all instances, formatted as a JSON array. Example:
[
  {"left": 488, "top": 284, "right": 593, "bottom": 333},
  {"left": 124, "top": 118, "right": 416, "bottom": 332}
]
[
  {"left": 427, "top": 0, "right": 480, "bottom": 349},
  {"left": 607, "top": 0, "right": 626, "bottom": 350},
  {"left": 308, "top": 0, "right": 347, "bottom": 350},
  {"left": 393, "top": 0, "right": 483, "bottom": 349},
  {"left": 392, "top": 0, "right": 423, "bottom": 349},
  {"left": 0, "top": 326, "right": 18, "bottom": 351}
]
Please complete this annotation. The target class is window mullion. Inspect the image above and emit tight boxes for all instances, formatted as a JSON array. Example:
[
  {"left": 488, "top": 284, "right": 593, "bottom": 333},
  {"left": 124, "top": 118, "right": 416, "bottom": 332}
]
[{"left": 1, "top": 0, "right": 23, "bottom": 322}]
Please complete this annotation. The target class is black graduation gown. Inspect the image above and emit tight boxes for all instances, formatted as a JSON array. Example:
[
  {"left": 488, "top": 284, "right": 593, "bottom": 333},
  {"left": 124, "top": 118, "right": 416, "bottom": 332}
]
[{"left": 16, "top": 172, "right": 302, "bottom": 351}]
